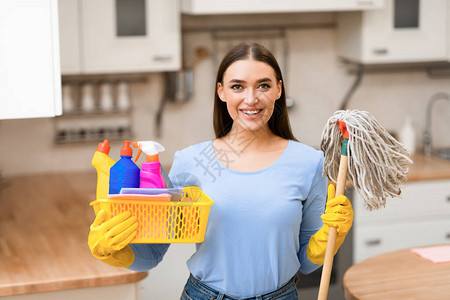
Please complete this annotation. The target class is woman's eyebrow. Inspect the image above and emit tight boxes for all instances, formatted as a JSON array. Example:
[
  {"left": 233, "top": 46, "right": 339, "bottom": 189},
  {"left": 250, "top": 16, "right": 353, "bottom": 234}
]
[
  {"left": 228, "top": 78, "right": 273, "bottom": 83},
  {"left": 256, "top": 78, "right": 272, "bottom": 83},
  {"left": 229, "top": 79, "right": 245, "bottom": 83}
]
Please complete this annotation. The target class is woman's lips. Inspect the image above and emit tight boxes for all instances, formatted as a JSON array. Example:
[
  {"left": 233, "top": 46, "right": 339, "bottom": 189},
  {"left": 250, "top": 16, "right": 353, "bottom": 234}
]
[{"left": 239, "top": 109, "right": 263, "bottom": 119}]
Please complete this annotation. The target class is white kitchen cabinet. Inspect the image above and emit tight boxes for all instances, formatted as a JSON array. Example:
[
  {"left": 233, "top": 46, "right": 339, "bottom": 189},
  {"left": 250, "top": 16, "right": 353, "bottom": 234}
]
[
  {"left": 352, "top": 179, "right": 450, "bottom": 263},
  {"left": 181, "top": 0, "right": 384, "bottom": 15},
  {"left": 58, "top": 0, "right": 181, "bottom": 75},
  {"left": 354, "top": 219, "right": 450, "bottom": 263},
  {"left": 337, "top": 0, "right": 448, "bottom": 64},
  {"left": 0, "top": 0, "right": 62, "bottom": 120}
]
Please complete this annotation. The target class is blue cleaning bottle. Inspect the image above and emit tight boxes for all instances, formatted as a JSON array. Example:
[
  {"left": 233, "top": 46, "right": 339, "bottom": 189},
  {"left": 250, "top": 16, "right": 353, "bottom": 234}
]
[{"left": 109, "top": 141, "right": 141, "bottom": 195}]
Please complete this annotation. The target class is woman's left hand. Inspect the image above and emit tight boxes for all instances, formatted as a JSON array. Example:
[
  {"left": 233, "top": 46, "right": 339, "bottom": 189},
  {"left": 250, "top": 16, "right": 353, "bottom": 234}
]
[
  {"left": 306, "top": 184, "right": 353, "bottom": 265},
  {"left": 321, "top": 184, "right": 353, "bottom": 233}
]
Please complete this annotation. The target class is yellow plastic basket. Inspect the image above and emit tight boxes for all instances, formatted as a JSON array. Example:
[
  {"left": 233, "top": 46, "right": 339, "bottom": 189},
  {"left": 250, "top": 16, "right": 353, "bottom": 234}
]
[{"left": 90, "top": 186, "right": 214, "bottom": 244}]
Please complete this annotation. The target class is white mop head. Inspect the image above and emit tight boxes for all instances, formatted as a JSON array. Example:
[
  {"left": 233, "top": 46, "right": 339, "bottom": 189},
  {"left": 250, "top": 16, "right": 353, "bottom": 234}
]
[{"left": 321, "top": 110, "right": 413, "bottom": 210}]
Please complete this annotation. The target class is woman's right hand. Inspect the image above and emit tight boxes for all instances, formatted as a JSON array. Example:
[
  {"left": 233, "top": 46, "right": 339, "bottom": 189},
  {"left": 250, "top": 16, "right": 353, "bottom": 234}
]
[{"left": 88, "top": 210, "right": 138, "bottom": 267}]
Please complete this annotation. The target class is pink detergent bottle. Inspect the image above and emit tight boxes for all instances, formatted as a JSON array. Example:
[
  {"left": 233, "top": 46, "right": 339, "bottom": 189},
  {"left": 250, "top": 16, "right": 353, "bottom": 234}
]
[{"left": 133, "top": 141, "right": 166, "bottom": 188}]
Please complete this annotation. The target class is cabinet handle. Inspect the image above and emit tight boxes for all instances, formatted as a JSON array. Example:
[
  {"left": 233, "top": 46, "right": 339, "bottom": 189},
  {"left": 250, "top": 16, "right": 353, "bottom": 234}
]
[
  {"left": 373, "top": 48, "right": 388, "bottom": 56},
  {"left": 365, "top": 239, "right": 381, "bottom": 246},
  {"left": 153, "top": 55, "right": 173, "bottom": 62}
]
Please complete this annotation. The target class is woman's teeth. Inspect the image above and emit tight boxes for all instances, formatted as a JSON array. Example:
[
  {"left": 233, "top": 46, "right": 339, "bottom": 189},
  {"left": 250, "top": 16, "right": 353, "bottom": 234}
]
[{"left": 242, "top": 110, "right": 261, "bottom": 115}]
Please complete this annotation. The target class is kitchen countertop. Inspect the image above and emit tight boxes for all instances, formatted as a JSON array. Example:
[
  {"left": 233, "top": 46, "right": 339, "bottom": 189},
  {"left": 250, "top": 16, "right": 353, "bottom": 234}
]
[
  {"left": 0, "top": 152, "right": 448, "bottom": 297},
  {"left": 344, "top": 152, "right": 450, "bottom": 186},
  {"left": 0, "top": 172, "right": 147, "bottom": 297},
  {"left": 407, "top": 152, "right": 450, "bottom": 182}
]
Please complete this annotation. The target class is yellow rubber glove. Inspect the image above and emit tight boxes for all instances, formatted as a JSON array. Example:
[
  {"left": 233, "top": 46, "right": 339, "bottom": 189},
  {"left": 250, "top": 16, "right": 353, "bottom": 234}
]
[
  {"left": 88, "top": 210, "right": 138, "bottom": 267},
  {"left": 306, "top": 184, "right": 353, "bottom": 265}
]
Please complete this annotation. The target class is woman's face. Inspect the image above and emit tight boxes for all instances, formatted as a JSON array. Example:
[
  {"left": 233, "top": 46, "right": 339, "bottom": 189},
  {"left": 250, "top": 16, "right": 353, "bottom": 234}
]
[{"left": 217, "top": 59, "right": 282, "bottom": 133}]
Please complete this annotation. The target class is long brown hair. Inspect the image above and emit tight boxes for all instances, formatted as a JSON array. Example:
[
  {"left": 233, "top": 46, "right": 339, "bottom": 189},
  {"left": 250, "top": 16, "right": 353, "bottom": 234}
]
[{"left": 213, "top": 42, "right": 298, "bottom": 141}]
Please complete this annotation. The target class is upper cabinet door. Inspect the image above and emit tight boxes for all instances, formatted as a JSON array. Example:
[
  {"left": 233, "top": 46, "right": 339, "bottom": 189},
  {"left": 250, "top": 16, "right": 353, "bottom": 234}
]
[
  {"left": 0, "top": 0, "right": 62, "bottom": 120},
  {"left": 80, "top": 0, "right": 180, "bottom": 74},
  {"left": 338, "top": 0, "right": 448, "bottom": 64}
]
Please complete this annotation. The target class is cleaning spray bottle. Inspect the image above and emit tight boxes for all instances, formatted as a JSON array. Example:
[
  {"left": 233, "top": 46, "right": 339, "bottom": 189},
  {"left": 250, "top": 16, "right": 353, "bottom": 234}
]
[
  {"left": 109, "top": 141, "right": 141, "bottom": 194},
  {"left": 91, "top": 139, "right": 116, "bottom": 200},
  {"left": 133, "top": 141, "right": 167, "bottom": 189}
]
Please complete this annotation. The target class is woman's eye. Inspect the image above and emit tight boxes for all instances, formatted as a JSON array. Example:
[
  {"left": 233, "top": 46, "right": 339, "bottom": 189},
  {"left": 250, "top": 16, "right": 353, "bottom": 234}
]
[
  {"left": 231, "top": 85, "right": 242, "bottom": 91},
  {"left": 258, "top": 83, "right": 270, "bottom": 90}
]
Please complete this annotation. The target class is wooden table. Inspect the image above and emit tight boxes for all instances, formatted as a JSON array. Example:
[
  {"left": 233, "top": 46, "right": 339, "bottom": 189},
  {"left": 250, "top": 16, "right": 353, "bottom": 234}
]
[
  {"left": 0, "top": 172, "right": 147, "bottom": 297},
  {"left": 343, "top": 246, "right": 450, "bottom": 299}
]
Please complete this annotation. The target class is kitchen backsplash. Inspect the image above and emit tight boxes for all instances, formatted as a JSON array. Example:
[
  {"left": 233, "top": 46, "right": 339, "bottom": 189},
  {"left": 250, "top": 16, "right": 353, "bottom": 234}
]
[{"left": 1, "top": 14, "right": 449, "bottom": 176}]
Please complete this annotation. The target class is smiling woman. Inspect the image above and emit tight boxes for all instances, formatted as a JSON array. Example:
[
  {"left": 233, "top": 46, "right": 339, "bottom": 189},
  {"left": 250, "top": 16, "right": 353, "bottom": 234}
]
[{"left": 88, "top": 42, "right": 354, "bottom": 300}]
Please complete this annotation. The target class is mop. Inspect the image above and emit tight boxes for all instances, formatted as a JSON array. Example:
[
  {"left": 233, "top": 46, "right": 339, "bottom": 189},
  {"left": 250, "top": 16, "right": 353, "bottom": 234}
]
[{"left": 317, "top": 109, "right": 413, "bottom": 300}]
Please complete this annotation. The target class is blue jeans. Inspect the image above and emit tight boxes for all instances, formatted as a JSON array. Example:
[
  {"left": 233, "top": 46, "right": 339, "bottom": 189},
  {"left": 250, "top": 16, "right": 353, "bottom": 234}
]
[{"left": 180, "top": 274, "right": 299, "bottom": 300}]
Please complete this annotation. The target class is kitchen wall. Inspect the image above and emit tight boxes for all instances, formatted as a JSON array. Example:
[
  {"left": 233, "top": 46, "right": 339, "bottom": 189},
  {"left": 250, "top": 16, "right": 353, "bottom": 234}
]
[{"left": 1, "top": 12, "right": 449, "bottom": 178}]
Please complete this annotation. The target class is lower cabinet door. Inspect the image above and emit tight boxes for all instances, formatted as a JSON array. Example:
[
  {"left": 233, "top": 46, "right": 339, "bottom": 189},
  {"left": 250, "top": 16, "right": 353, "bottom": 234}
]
[{"left": 354, "top": 219, "right": 450, "bottom": 263}]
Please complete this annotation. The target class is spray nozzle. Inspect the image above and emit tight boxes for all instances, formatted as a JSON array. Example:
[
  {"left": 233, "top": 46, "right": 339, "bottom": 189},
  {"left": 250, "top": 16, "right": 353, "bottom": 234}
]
[{"left": 132, "top": 141, "right": 165, "bottom": 162}]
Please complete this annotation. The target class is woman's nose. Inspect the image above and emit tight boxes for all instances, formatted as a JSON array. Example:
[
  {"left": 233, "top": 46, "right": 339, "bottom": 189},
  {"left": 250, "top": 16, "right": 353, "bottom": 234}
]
[{"left": 244, "top": 89, "right": 258, "bottom": 106}]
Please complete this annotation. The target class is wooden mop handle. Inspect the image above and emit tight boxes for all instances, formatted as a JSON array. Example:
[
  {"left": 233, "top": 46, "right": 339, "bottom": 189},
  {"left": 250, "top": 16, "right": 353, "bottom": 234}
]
[{"left": 317, "top": 154, "right": 348, "bottom": 300}]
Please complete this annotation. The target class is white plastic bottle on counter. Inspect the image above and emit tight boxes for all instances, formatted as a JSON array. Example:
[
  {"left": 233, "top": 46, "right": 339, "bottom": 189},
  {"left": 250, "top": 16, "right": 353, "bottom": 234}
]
[
  {"left": 81, "top": 82, "right": 96, "bottom": 112},
  {"left": 399, "top": 115, "right": 416, "bottom": 154},
  {"left": 62, "top": 84, "right": 74, "bottom": 113},
  {"left": 100, "top": 82, "right": 114, "bottom": 112},
  {"left": 117, "top": 81, "right": 130, "bottom": 111}
]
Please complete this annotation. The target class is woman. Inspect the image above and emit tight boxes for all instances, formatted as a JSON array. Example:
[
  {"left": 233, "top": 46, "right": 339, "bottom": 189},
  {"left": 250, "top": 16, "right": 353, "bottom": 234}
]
[{"left": 88, "top": 43, "right": 353, "bottom": 300}]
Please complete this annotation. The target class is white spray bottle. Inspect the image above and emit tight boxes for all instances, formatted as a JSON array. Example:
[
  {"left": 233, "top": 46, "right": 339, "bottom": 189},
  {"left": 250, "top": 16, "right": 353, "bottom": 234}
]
[{"left": 133, "top": 141, "right": 167, "bottom": 188}]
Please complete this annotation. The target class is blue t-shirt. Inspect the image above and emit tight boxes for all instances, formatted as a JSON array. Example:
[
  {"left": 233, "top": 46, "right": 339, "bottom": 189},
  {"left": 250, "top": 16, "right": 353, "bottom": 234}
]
[{"left": 128, "top": 139, "right": 327, "bottom": 298}]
